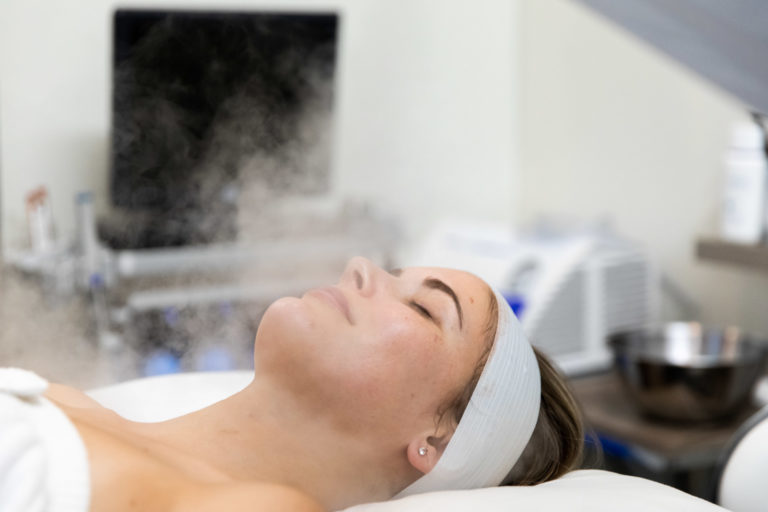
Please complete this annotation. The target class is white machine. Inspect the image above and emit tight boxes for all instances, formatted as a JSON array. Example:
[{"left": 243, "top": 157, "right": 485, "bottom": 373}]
[{"left": 408, "top": 223, "right": 659, "bottom": 375}]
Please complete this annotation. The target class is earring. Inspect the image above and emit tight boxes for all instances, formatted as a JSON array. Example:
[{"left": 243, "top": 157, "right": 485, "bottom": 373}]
[{"left": 418, "top": 447, "right": 428, "bottom": 456}]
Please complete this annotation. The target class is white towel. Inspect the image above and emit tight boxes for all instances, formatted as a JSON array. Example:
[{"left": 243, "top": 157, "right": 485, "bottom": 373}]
[{"left": 0, "top": 368, "right": 90, "bottom": 512}]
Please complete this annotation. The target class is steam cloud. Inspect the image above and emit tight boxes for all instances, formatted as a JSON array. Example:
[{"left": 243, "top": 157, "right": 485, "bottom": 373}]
[
  {"left": 107, "top": 11, "right": 338, "bottom": 248},
  {"left": 2, "top": 11, "right": 350, "bottom": 386}
]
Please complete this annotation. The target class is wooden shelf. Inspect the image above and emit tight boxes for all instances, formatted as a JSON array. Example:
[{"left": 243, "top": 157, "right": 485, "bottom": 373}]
[
  {"left": 571, "top": 372, "right": 758, "bottom": 460},
  {"left": 696, "top": 238, "right": 768, "bottom": 272}
]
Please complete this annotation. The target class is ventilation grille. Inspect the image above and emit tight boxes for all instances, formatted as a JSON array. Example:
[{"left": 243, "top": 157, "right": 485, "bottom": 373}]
[
  {"left": 526, "top": 251, "right": 653, "bottom": 359},
  {"left": 529, "top": 270, "right": 586, "bottom": 357},
  {"left": 603, "top": 256, "right": 651, "bottom": 335}
]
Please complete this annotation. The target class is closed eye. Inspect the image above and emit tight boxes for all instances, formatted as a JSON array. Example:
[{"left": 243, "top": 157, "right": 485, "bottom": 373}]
[{"left": 410, "top": 301, "right": 434, "bottom": 321}]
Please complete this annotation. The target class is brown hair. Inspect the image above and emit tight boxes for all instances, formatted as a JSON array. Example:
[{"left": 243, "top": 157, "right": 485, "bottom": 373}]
[{"left": 440, "top": 291, "right": 584, "bottom": 486}]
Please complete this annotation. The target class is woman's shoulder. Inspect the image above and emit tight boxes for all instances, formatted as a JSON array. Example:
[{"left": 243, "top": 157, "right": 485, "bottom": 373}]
[
  {"left": 46, "top": 382, "right": 106, "bottom": 409},
  {"left": 173, "top": 480, "right": 325, "bottom": 512}
]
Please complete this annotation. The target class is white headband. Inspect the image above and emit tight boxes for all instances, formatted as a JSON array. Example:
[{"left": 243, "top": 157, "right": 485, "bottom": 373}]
[{"left": 395, "top": 290, "right": 541, "bottom": 497}]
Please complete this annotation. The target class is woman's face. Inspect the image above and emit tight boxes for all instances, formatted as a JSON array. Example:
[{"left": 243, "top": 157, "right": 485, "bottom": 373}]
[{"left": 254, "top": 257, "right": 495, "bottom": 440}]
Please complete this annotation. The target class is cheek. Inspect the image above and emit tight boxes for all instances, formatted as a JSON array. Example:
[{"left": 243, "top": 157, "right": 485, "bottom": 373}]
[
  {"left": 353, "top": 313, "right": 456, "bottom": 410},
  {"left": 372, "top": 312, "right": 438, "bottom": 368}
]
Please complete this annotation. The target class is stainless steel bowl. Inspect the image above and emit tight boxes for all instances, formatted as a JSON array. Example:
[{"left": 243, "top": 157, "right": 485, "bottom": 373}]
[{"left": 609, "top": 323, "right": 768, "bottom": 422}]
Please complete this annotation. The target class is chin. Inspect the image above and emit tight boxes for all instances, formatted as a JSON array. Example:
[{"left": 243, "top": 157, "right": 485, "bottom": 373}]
[
  {"left": 253, "top": 296, "right": 351, "bottom": 403},
  {"left": 258, "top": 296, "right": 306, "bottom": 339},
  {"left": 254, "top": 296, "right": 320, "bottom": 364}
]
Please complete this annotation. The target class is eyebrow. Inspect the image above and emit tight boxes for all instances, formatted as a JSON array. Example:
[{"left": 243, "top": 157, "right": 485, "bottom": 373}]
[
  {"left": 423, "top": 278, "right": 464, "bottom": 330},
  {"left": 388, "top": 268, "right": 464, "bottom": 330}
]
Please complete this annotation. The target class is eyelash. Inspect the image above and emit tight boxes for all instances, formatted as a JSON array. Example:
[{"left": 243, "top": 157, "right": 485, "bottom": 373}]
[{"left": 410, "top": 301, "right": 433, "bottom": 320}]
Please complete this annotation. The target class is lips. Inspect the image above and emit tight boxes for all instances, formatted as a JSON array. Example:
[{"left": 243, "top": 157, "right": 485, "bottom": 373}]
[{"left": 309, "top": 286, "right": 353, "bottom": 324}]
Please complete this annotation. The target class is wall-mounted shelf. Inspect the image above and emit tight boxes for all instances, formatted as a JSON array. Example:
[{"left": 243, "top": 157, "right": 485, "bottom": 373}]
[{"left": 696, "top": 238, "right": 768, "bottom": 273}]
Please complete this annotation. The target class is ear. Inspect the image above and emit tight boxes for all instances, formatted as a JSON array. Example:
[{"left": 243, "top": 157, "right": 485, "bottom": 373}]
[{"left": 406, "top": 431, "right": 453, "bottom": 475}]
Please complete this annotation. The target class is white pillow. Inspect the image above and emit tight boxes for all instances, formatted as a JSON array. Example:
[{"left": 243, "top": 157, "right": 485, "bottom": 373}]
[
  {"left": 341, "top": 470, "right": 727, "bottom": 512},
  {"left": 88, "top": 372, "right": 727, "bottom": 512},
  {"left": 88, "top": 370, "right": 253, "bottom": 422}
]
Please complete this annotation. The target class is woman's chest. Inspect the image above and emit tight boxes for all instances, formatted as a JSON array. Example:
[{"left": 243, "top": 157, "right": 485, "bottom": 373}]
[
  {"left": 72, "top": 418, "right": 189, "bottom": 512},
  {"left": 47, "top": 385, "right": 232, "bottom": 511}
]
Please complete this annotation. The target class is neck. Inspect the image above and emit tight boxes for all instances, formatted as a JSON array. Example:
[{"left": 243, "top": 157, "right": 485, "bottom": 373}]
[{"left": 132, "top": 377, "right": 409, "bottom": 510}]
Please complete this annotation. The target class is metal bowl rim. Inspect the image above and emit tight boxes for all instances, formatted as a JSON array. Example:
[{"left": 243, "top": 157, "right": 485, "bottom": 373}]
[{"left": 609, "top": 324, "right": 768, "bottom": 368}]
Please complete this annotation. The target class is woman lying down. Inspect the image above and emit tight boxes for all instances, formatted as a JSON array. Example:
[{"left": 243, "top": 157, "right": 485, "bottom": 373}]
[{"left": 0, "top": 257, "right": 583, "bottom": 512}]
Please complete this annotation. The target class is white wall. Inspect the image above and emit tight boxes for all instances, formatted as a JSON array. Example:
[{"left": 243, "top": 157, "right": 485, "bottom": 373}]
[
  {"left": 0, "top": 0, "right": 518, "bottom": 253},
  {"left": 517, "top": 0, "right": 768, "bottom": 333},
  {"left": 0, "top": 1, "right": 112, "bottom": 251}
]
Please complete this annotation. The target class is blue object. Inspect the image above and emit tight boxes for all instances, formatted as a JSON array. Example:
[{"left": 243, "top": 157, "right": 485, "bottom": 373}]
[
  {"left": 196, "top": 346, "right": 235, "bottom": 371},
  {"left": 89, "top": 273, "right": 105, "bottom": 289},
  {"left": 143, "top": 349, "right": 181, "bottom": 376},
  {"left": 76, "top": 191, "right": 94, "bottom": 204},
  {"left": 163, "top": 307, "right": 180, "bottom": 327},
  {"left": 596, "top": 434, "right": 632, "bottom": 460},
  {"left": 218, "top": 302, "right": 234, "bottom": 318},
  {"left": 503, "top": 293, "right": 526, "bottom": 318}
]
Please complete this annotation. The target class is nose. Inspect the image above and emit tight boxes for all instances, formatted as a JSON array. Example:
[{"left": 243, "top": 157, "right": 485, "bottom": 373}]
[{"left": 340, "top": 256, "right": 380, "bottom": 297}]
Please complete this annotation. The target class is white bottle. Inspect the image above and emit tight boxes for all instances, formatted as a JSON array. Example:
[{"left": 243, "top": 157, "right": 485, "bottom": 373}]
[{"left": 720, "top": 122, "right": 767, "bottom": 244}]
